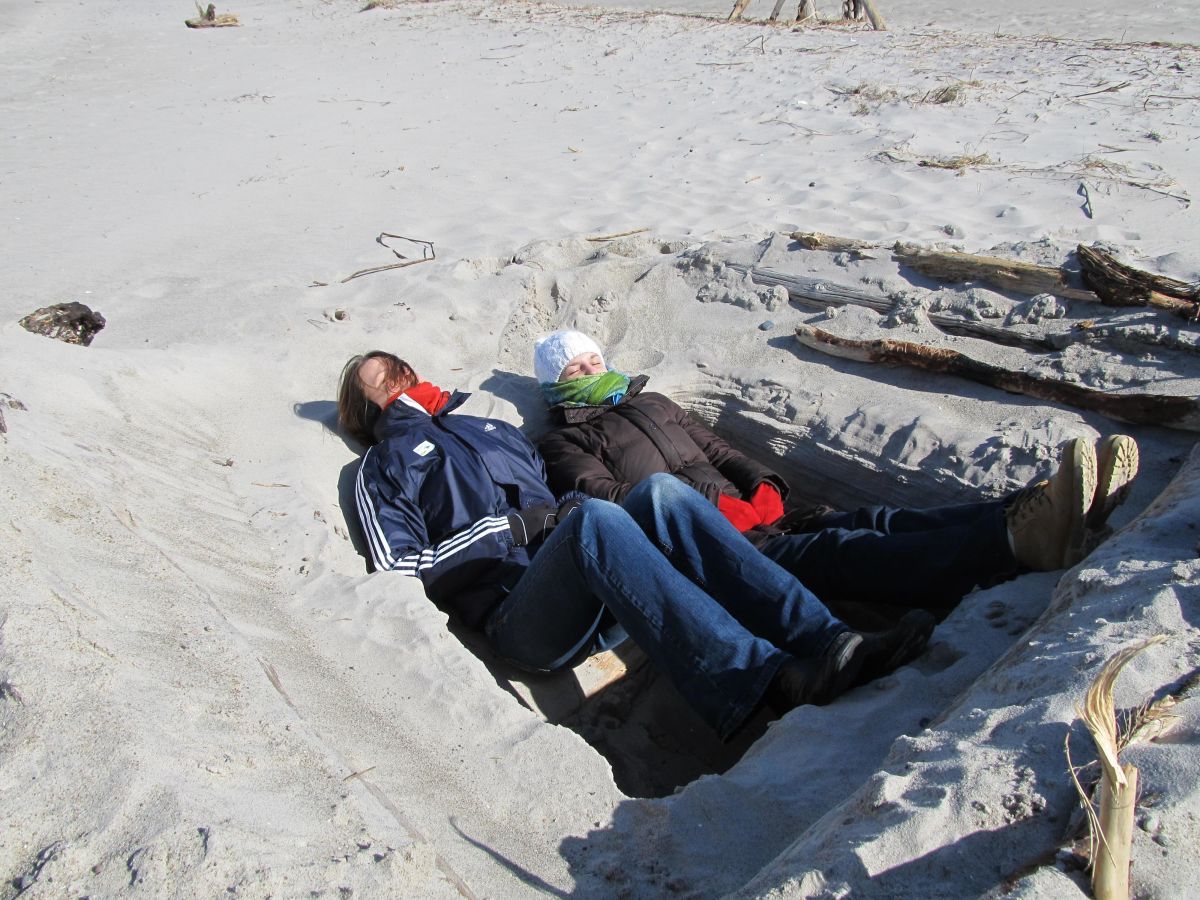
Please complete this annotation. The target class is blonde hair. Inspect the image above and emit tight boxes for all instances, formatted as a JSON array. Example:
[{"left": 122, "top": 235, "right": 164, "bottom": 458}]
[{"left": 336, "top": 351, "right": 416, "bottom": 445}]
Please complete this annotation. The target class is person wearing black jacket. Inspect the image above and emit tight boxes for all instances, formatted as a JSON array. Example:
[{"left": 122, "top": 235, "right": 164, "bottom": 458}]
[
  {"left": 532, "top": 330, "right": 1140, "bottom": 628},
  {"left": 337, "top": 350, "right": 935, "bottom": 740}
]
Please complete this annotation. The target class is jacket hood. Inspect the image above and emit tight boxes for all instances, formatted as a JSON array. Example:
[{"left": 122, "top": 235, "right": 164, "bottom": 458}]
[
  {"left": 373, "top": 390, "right": 471, "bottom": 443},
  {"left": 549, "top": 374, "right": 650, "bottom": 424}
]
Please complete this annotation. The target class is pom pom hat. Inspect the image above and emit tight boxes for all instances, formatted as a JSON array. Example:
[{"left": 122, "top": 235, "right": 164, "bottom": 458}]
[{"left": 534, "top": 330, "right": 605, "bottom": 385}]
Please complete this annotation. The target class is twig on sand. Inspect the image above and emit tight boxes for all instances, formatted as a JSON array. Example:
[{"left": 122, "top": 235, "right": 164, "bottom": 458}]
[
  {"left": 1073, "top": 81, "right": 1131, "bottom": 98},
  {"left": 333, "top": 234, "right": 436, "bottom": 284},
  {"left": 875, "top": 148, "right": 1190, "bottom": 204},
  {"left": 343, "top": 766, "right": 378, "bottom": 782},
  {"left": 185, "top": 3, "right": 239, "bottom": 27},
  {"left": 586, "top": 227, "right": 649, "bottom": 242}
]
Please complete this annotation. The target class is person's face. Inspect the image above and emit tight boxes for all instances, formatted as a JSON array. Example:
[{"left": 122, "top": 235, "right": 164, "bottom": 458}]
[
  {"left": 559, "top": 351, "right": 606, "bottom": 382},
  {"left": 357, "top": 357, "right": 395, "bottom": 408}
]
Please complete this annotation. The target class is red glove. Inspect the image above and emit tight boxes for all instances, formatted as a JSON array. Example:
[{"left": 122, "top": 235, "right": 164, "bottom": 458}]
[
  {"left": 750, "top": 483, "right": 785, "bottom": 527},
  {"left": 718, "top": 493, "right": 761, "bottom": 533}
]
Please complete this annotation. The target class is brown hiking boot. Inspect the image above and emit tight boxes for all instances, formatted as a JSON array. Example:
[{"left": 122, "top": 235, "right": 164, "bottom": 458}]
[
  {"left": 1006, "top": 437, "right": 1097, "bottom": 571},
  {"left": 1086, "top": 435, "right": 1139, "bottom": 532}
]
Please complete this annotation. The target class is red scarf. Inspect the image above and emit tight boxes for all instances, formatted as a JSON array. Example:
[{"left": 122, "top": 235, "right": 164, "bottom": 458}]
[{"left": 384, "top": 381, "right": 450, "bottom": 415}]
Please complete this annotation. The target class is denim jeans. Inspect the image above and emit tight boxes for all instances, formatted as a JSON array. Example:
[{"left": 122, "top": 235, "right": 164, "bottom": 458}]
[
  {"left": 485, "top": 474, "right": 847, "bottom": 739},
  {"left": 759, "top": 499, "right": 1016, "bottom": 615}
]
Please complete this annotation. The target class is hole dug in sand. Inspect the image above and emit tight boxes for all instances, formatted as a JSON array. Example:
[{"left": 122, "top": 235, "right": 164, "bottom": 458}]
[{"left": 451, "top": 398, "right": 1038, "bottom": 799}]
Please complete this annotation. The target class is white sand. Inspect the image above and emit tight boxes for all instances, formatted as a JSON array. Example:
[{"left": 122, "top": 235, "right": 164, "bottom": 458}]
[{"left": 2, "top": 0, "right": 1198, "bottom": 896}]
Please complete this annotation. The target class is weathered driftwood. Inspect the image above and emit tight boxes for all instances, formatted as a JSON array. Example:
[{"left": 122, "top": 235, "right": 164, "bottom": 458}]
[
  {"left": 858, "top": 0, "right": 887, "bottom": 29},
  {"left": 893, "top": 242, "right": 1099, "bottom": 302},
  {"left": 789, "top": 231, "right": 878, "bottom": 254},
  {"left": 186, "top": 3, "right": 239, "bottom": 27},
  {"left": 727, "top": 0, "right": 753, "bottom": 20},
  {"left": 768, "top": 0, "right": 788, "bottom": 22},
  {"left": 794, "top": 325, "right": 1200, "bottom": 432},
  {"left": 1077, "top": 243, "right": 1199, "bottom": 319},
  {"left": 796, "top": 0, "right": 817, "bottom": 21},
  {"left": 729, "top": 264, "right": 1058, "bottom": 351},
  {"left": 19, "top": 302, "right": 106, "bottom": 346}
]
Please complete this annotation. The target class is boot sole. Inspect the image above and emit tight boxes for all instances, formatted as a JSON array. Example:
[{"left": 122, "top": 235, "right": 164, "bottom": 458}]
[
  {"left": 1086, "top": 435, "right": 1139, "bottom": 531},
  {"left": 1061, "top": 437, "right": 1097, "bottom": 568}
]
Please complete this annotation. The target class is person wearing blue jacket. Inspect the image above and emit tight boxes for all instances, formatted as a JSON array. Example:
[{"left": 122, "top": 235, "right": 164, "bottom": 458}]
[{"left": 337, "top": 350, "right": 935, "bottom": 740}]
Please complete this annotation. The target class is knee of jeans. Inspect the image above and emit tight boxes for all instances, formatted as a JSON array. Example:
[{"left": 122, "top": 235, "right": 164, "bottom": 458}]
[
  {"left": 639, "top": 471, "right": 689, "bottom": 503},
  {"left": 577, "top": 497, "right": 627, "bottom": 531}
]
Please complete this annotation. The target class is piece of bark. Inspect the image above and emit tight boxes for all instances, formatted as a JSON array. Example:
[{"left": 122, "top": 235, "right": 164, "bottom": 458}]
[
  {"left": 19, "top": 302, "right": 106, "bottom": 346},
  {"left": 893, "top": 242, "right": 1099, "bottom": 302},
  {"left": 1077, "top": 243, "right": 1199, "bottom": 319},
  {"left": 730, "top": 264, "right": 1059, "bottom": 351},
  {"left": 794, "top": 324, "right": 1200, "bottom": 431}
]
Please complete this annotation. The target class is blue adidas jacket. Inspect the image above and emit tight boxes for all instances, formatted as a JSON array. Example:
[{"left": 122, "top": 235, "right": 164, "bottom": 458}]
[{"left": 354, "top": 390, "right": 557, "bottom": 627}]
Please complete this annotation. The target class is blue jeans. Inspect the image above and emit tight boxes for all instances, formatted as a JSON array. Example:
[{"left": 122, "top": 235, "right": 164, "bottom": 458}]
[
  {"left": 485, "top": 474, "right": 847, "bottom": 739},
  {"left": 759, "top": 499, "right": 1016, "bottom": 614}
]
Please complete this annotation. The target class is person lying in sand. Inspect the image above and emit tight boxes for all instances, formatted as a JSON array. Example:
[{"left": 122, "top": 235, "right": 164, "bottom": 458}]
[
  {"left": 532, "top": 330, "right": 1139, "bottom": 628},
  {"left": 337, "top": 350, "right": 935, "bottom": 740}
]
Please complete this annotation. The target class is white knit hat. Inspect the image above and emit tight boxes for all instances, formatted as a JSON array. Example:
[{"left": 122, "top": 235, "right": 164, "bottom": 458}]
[{"left": 533, "top": 330, "right": 605, "bottom": 385}]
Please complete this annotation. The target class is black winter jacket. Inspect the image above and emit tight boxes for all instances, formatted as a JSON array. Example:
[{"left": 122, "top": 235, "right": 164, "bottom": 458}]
[{"left": 537, "top": 375, "right": 788, "bottom": 513}]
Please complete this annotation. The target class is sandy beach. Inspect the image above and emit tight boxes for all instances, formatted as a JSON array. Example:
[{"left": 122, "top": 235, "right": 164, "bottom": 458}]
[{"left": 2, "top": 0, "right": 1198, "bottom": 896}]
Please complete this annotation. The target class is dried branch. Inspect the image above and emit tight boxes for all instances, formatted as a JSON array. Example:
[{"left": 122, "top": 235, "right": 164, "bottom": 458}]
[
  {"left": 586, "top": 227, "right": 649, "bottom": 242},
  {"left": 336, "top": 234, "right": 436, "bottom": 283}
]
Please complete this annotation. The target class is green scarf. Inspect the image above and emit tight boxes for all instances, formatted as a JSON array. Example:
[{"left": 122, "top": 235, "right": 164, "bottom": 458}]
[{"left": 541, "top": 371, "right": 631, "bottom": 408}]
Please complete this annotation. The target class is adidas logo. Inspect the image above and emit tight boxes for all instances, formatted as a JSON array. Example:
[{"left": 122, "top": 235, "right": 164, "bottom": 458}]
[{"left": 484, "top": 423, "right": 496, "bottom": 432}]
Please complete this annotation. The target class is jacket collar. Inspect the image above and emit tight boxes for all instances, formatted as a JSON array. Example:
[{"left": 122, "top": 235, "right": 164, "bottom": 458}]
[
  {"left": 550, "top": 374, "right": 649, "bottom": 425},
  {"left": 373, "top": 389, "right": 471, "bottom": 442}
]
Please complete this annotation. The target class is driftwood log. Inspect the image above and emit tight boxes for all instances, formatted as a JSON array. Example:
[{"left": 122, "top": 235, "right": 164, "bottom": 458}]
[
  {"left": 790, "top": 231, "right": 878, "bottom": 254},
  {"left": 1077, "top": 243, "right": 1199, "bottom": 319},
  {"left": 729, "top": 264, "right": 1059, "bottom": 351},
  {"left": 794, "top": 325, "right": 1200, "bottom": 432},
  {"left": 892, "top": 242, "right": 1099, "bottom": 302},
  {"left": 19, "top": 302, "right": 106, "bottom": 346},
  {"left": 185, "top": 4, "right": 240, "bottom": 27}
]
